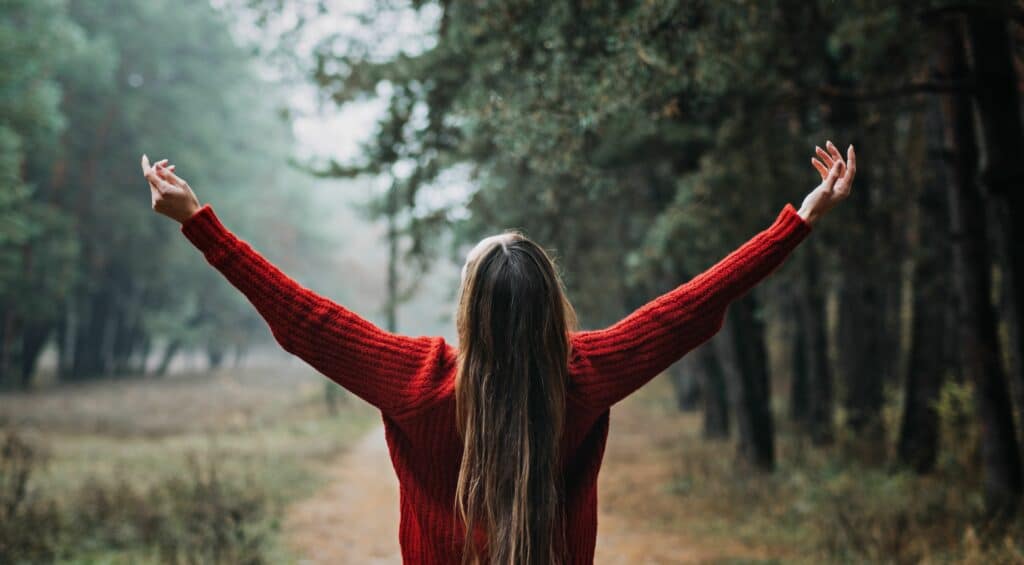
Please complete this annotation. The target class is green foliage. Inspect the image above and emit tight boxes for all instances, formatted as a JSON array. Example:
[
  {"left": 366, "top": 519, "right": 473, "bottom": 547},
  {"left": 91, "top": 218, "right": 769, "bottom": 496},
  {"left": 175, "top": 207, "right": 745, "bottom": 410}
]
[
  {"left": 299, "top": 0, "right": 949, "bottom": 324},
  {"left": 935, "top": 379, "right": 982, "bottom": 479},
  {"left": 0, "top": 0, "right": 82, "bottom": 323},
  {"left": 2, "top": 0, "right": 334, "bottom": 384}
]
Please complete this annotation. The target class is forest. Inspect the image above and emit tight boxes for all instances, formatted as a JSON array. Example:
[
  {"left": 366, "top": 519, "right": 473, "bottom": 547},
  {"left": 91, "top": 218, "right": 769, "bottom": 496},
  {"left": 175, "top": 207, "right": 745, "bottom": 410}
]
[{"left": 3, "top": 0, "right": 1024, "bottom": 563}]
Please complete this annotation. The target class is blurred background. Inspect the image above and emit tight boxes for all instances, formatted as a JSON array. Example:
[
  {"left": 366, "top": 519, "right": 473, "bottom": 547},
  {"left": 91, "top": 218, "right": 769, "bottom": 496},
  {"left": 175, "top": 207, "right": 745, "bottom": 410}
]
[{"left": 2, "top": 0, "right": 1024, "bottom": 563}]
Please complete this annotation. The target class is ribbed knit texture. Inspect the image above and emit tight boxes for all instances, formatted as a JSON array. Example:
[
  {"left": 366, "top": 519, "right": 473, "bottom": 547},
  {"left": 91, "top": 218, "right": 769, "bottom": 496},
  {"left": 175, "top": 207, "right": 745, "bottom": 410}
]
[{"left": 181, "top": 202, "right": 812, "bottom": 564}]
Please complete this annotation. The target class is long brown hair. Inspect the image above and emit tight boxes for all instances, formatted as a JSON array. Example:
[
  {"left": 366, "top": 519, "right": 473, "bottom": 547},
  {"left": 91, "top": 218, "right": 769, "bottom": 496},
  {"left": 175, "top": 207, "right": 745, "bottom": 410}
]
[{"left": 454, "top": 231, "right": 577, "bottom": 565}]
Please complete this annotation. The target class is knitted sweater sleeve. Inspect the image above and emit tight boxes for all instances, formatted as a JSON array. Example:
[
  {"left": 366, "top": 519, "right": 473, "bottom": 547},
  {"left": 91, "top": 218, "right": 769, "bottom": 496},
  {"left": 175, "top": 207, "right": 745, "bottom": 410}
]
[
  {"left": 568, "top": 203, "right": 812, "bottom": 410},
  {"left": 180, "top": 204, "right": 455, "bottom": 419}
]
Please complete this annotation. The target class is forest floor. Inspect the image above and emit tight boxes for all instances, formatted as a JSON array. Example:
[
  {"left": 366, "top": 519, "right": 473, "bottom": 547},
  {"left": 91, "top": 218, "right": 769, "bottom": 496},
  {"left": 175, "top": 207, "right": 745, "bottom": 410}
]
[
  {"left": 8, "top": 364, "right": 1020, "bottom": 563},
  {"left": 283, "top": 375, "right": 786, "bottom": 564},
  {"left": 0, "top": 357, "right": 379, "bottom": 563}
]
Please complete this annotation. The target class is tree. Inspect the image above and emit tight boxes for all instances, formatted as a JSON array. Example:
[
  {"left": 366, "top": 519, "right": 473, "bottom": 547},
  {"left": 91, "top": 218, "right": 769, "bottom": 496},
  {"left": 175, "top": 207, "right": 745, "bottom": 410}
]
[
  {"left": 0, "top": 0, "right": 81, "bottom": 387},
  {"left": 933, "top": 13, "right": 1022, "bottom": 515}
]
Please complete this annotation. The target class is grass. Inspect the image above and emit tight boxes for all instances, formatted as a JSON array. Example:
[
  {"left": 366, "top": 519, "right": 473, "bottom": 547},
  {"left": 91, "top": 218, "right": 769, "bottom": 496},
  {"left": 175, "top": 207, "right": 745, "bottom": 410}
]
[
  {"left": 0, "top": 359, "right": 377, "bottom": 564},
  {"left": 606, "top": 376, "right": 1024, "bottom": 564},
  {"left": 7, "top": 359, "right": 1023, "bottom": 563}
]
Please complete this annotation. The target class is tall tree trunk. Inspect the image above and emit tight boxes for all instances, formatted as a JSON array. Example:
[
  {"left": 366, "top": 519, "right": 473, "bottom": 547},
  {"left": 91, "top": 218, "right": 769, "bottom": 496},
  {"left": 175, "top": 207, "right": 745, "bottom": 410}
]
[
  {"left": 937, "top": 16, "right": 1023, "bottom": 516},
  {"left": 965, "top": 5, "right": 1024, "bottom": 325},
  {"left": 0, "top": 309, "right": 13, "bottom": 386},
  {"left": 695, "top": 342, "right": 730, "bottom": 440},
  {"left": 799, "top": 241, "right": 834, "bottom": 445},
  {"left": 56, "top": 305, "right": 73, "bottom": 380},
  {"left": 898, "top": 103, "right": 953, "bottom": 473},
  {"left": 715, "top": 294, "right": 775, "bottom": 471},
  {"left": 789, "top": 304, "right": 809, "bottom": 425},
  {"left": 965, "top": 7, "right": 1024, "bottom": 441},
  {"left": 19, "top": 323, "right": 50, "bottom": 389},
  {"left": 155, "top": 339, "right": 181, "bottom": 377},
  {"left": 207, "top": 346, "right": 225, "bottom": 371},
  {"left": 134, "top": 336, "right": 151, "bottom": 375},
  {"left": 828, "top": 90, "right": 889, "bottom": 452},
  {"left": 670, "top": 360, "right": 702, "bottom": 412}
]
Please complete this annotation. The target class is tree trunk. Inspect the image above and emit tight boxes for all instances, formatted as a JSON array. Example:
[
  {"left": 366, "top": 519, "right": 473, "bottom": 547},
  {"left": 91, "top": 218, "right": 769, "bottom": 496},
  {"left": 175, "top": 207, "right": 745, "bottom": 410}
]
[
  {"left": 19, "top": 323, "right": 50, "bottom": 389},
  {"left": 71, "top": 291, "right": 113, "bottom": 379},
  {"left": 964, "top": 7, "right": 1024, "bottom": 444},
  {"left": 207, "top": 346, "right": 225, "bottom": 371},
  {"left": 670, "top": 360, "right": 702, "bottom": 412},
  {"left": 155, "top": 339, "right": 181, "bottom": 377},
  {"left": 715, "top": 294, "right": 775, "bottom": 471},
  {"left": 937, "top": 16, "right": 1023, "bottom": 516},
  {"left": 898, "top": 104, "right": 953, "bottom": 473},
  {"left": 828, "top": 114, "right": 888, "bottom": 452},
  {"left": 798, "top": 241, "right": 834, "bottom": 446},
  {"left": 695, "top": 343, "right": 730, "bottom": 440},
  {"left": 789, "top": 304, "right": 809, "bottom": 425}
]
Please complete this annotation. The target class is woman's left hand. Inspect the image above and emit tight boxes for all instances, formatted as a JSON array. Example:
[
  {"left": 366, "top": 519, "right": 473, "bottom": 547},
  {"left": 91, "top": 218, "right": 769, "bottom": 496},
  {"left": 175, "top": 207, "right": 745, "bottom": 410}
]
[
  {"left": 140, "top": 154, "right": 201, "bottom": 223},
  {"left": 799, "top": 140, "right": 856, "bottom": 225}
]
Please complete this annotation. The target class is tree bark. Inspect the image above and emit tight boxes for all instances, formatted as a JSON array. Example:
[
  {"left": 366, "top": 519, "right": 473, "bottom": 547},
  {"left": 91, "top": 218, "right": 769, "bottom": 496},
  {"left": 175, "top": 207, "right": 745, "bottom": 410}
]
[
  {"left": 670, "top": 360, "right": 702, "bottom": 412},
  {"left": 798, "top": 241, "right": 834, "bottom": 445},
  {"left": 898, "top": 103, "right": 953, "bottom": 473},
  {"left": 715, "top": 294, "right": 775, "bottom": 471},
  {"left": 789, "top": 305, "right": 809, "bottom": 425},
  {"left": 695, "top": 342, "right": 730, "bottom": 440},
  {"left": 964, "top": 7, "right": 1024, "bottom": 443},
  {"left": 937, "top": 16, "right": 1023, "bottom": 516},
  {"left": 827, "top": 81, "right": 889, "bottom": 450}
]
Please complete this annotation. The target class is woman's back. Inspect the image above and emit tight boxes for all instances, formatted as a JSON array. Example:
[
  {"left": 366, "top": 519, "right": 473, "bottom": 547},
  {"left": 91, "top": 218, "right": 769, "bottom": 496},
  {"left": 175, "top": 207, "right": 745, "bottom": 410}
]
[
  {"left": 379, "top": 346, "right": 611, "bottom": 564},
  {"left": 174, "top": 198, "right": 813, "bottom": 563},
  {"left": 143, "top": 139, "right": 855, "bottom": 564}
]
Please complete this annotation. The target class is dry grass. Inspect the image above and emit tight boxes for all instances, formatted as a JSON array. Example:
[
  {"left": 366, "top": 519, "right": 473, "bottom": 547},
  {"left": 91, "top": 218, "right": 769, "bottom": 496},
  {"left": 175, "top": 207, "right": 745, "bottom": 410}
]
[
  {"left": 0, "top": 359, "right": 377, "bottom": 564},
  {"left": 603, "top": 376, "right": 1024, "bottom": 565}
]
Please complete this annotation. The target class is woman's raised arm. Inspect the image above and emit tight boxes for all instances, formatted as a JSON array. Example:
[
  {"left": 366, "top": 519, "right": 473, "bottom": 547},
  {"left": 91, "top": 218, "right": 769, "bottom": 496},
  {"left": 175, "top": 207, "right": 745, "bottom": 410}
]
[
  {"left": 568, "top": 141, "right": 855, "bottom": 410},
  {"left": 141, "top": 156, "right": 455, "bottom": 420}
]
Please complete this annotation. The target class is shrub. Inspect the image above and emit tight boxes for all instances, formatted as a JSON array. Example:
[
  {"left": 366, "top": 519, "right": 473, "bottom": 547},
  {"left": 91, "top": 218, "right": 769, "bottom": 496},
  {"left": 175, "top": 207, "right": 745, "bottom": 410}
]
[
  {"left": 0, "top": 430, "right": 275, "bottom": 564},
  {"left": 0, "top": 431, "right": 63, "bottom": 563}
]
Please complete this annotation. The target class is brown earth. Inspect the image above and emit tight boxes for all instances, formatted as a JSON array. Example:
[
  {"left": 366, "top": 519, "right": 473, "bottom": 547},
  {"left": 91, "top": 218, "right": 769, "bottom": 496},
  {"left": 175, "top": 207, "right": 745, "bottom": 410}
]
[{"left": 283, "top": 377, "right": 778, "bottom": 564}]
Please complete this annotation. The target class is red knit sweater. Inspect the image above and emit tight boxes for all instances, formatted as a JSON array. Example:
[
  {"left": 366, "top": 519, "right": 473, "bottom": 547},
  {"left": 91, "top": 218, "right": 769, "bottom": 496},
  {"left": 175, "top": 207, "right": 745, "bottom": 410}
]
[{"left": 181, "top": 202, "right": 812, "bottom": 564}]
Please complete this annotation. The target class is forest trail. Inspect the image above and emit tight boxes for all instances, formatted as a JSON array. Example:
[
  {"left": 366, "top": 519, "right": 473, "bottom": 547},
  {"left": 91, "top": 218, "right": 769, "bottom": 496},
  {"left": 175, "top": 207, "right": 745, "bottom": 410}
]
[
  {"left": 283, "top": 386, "right": 771, "bottom": 564},
  {"left": 284, "top": 425, "right": 403, "bottom": 564}
]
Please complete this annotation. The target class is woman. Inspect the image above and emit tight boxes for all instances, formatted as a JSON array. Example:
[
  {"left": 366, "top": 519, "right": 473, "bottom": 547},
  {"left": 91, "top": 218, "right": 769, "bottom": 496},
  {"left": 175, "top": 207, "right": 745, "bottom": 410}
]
[{"left": 140, "top": 140, "right": 855, "bottom": 564}]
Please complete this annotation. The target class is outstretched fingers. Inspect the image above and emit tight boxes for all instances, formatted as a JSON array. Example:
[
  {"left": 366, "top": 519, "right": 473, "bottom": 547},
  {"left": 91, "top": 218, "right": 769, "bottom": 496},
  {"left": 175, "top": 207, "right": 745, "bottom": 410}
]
[
  {"left": 815, "top": 145, "right": 834, "bottom": 169},
  {"left": 825, "top": 140, "right": 843, "bottom": 165},
  {"left": 156, "top": 162, "right": 188, "bottom": 189},
  {"left": 141, "top": 154, "right": 178, "bottom": 198},
  {"left": 811, "top": 156, "right": 829, "bottom": 179},
  {"left": 823, "top": 157, "right": 845, "bottom": 192},
  {"left": 835, "top": 145, "right": 856, "bottom": 197}
]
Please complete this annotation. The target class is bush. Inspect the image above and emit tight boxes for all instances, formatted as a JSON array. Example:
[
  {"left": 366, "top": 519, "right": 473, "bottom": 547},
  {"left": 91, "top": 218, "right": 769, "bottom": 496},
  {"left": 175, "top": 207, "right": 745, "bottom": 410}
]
[
  {"left": 934, "top": 379, "right": 981, "bottom": 480},
  {"left": 0, "top": 430, "right": 275, "bottom": 564},
  {"left": 0, "top": 431, "right": 63, "bottom": 563}
]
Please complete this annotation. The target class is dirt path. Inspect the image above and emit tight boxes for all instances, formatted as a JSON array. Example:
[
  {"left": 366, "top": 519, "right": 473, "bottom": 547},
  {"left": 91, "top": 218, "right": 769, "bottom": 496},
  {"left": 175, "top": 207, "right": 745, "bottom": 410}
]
[
  {"left": 284, "top": 425, "right": 403, "bottom": 564},
  {"left": 284, "top": 386, "right": 770, "bottom": 564}
]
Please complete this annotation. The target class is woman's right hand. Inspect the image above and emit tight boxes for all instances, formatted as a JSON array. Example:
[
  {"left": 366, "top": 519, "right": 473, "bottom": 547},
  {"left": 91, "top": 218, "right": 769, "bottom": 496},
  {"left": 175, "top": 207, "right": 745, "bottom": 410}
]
[
  {"left": 140, "top": 154, "right": 201, "bottom": 224},
  {"left": 799, "top": 140, "right": 856, "bottom": 225}
]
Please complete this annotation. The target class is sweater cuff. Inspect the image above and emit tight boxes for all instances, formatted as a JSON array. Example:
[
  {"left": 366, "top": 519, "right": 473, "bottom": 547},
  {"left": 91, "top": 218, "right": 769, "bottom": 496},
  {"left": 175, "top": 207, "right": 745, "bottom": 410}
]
[
  {"left": 774, "top": 202, "right": 813, "bottom": 238},
  {"left": 180, "top": 204, "right": 234, "bottom": 253}
]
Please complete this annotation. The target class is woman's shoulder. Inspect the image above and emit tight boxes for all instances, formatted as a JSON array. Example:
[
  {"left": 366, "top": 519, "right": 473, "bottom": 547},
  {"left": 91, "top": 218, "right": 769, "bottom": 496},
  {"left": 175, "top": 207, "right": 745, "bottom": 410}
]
[{"left": 387, "top": 338, "right": 459, "bottom": 422}]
